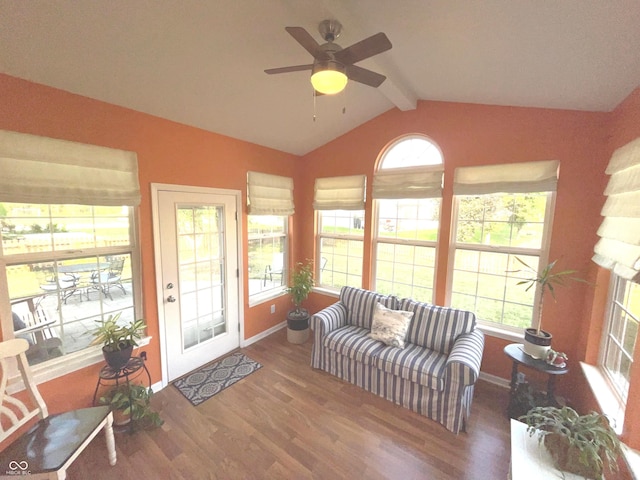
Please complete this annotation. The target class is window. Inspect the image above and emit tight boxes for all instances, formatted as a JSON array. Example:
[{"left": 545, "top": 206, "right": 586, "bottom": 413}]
[
  {"left": 600, "top": 275, "right": 639, "bottom": 403},
  {"left": 247, "top": 215, "right": 288, "bottom": 299},
  {"left": 372, "top": 135, "right": 443, "bottom": 302},
  {"left": 2, "top": 202, "right": 140, "bottom": 366},
  {"left": 449, "top": 192, "right": 553, "bottom": 330},
  {"left": 317, "top": 210, "right": 364, "bottom": 289},
  {"left": 314, "top": 175, "right": 366, "bottom": 291}
]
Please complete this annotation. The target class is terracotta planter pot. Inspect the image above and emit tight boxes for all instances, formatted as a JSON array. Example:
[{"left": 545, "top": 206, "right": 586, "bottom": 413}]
[{"left": 523, "top": 328, "right": 552, "bottom": 359}]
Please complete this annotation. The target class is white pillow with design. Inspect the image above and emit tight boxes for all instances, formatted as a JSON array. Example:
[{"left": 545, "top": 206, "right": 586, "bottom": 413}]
[{"left": 368, "top": 302, "right": 414, "bottom": 348}]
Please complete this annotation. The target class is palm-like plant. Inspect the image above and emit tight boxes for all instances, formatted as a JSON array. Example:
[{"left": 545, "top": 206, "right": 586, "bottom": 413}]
[
  {"left": 512, "top": 257, "right": 587, "bottom": 336},
  {"left": 287, "top": 260, "right": 314, "bottom": 316}
]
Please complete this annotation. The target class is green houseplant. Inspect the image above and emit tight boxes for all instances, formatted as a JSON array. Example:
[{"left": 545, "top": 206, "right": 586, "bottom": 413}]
[
  {"left": 99, "top": 383, "right": 163, "bottom": 430},
  {"left": 512, "top": 257, "right": 586, "bottom": 358},
  {"left": 91, "top": 312, "right": 146, "bottom": 370},
  {"left": 520, "top": 406, "right": 621, "bottom": 479},
  {"left": 286, "top": 259, "right": 314, "bottom": 344}
]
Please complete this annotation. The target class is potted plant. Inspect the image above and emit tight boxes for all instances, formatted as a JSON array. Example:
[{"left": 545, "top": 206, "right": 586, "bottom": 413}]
[
  {"left": 520, "top": 406, "right": 621, "bottom": 479},
  {"left": 286, "top": 259, "right": 314, "bottom": 344},
  {"left": 91, "top": 312, "right": 145, "bottom": 370},
  {"left": 512, "top": 257, "right": 586, "bottom": 359},
  {"left": 99, "top": 383, "right": 163, "bottom": 430}
]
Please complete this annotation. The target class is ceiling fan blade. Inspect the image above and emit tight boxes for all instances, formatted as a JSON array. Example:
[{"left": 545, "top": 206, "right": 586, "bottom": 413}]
[
  {"left": 334, "top": 32, "right": 392, "bottom": 65},
  {"left": 346, "top": 65, "right": 387, "bottom": 88},
  {"left": 285, "top": 26, "right": 330, "bottom": 61},
  {"left": 265, "top": 64, "right": 313, "bottom": 75}
]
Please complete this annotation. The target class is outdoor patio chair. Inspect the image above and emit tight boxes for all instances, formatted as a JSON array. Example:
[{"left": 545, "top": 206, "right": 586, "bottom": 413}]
[
  {"left": 89, "top": 257, "right": 126, "bottom": 300},
  {"left": 11, "top": 297, "right": 63, "bottom": 365},
  {"left": 0, "top": 338, "right": 117, "bottom": 478},
  {"left": 37, "top": 267, "right": 80, "bottom": 307},
  {"left": 263, "top": 253, "right": 284, "bottom": 286}
]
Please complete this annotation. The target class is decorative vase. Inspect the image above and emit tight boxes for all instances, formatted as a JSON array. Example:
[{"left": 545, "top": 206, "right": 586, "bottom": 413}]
[
  {"left": 102, "top": 342, "right": 133, "bottom": 371},
  {"left": 523, "top": 328, "right": 552, "bottom": 359},
  {"left": 286, "top": 309, "right": 310, "bottom": 344}
]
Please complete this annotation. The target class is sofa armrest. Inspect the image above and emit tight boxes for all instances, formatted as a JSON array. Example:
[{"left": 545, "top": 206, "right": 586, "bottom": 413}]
[
  {"left": 445, "top": 328, "right": 484, "bottom": 386},
  {"left": 311, "top": 302, "right": 347, "bottom": 337}
]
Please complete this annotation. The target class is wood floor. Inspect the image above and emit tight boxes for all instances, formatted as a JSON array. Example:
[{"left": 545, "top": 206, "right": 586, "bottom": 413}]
[{"left": 68, "top": 329, "right": 512, "bottom": 479}]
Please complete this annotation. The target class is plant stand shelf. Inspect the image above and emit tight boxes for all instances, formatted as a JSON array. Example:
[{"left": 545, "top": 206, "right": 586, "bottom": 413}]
[
  {"left": 504, "top": 343, "right": 568, "bottom": 419},
  {"left": 92, "top": 355, "right": 151, "bottom": 432}
]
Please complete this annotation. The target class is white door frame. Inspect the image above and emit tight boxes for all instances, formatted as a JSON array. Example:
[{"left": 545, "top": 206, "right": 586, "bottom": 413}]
[{"left": 151, "top": 183, "right": 245, "bottom": 388}]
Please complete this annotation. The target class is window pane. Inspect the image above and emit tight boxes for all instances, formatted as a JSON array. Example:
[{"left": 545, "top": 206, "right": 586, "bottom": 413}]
[
  {"left": 8, "top": 253, "right": 135, "bottom": 365},
  {"left": 601, "top": 276, "right": 639, "bottom": 402},
  {"left": 379, "top": 136, "right": 442, "bottom": 169},
  {"left": 247, "top": 215, "right": 287, "bottom": 298},
  {"left": 1, "top": 203, "right": 131, "bottom": 254},
  {"left": 319, "top": 237, "right": 363, "bottom": 289},
  {"left": 450, "top": 190, "right": 551, "bottom": 330}
]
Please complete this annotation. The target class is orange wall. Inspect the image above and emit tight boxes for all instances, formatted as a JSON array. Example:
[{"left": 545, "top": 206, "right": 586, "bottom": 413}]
[
  {"left": 297, "top": 100, "right": 612, "bottom": 393},
  {"left": 2, "top": 71, "right": 639, "bottom": 448},
  {"left": 0, "top": 73, "right": 297, "bottom": 412}
]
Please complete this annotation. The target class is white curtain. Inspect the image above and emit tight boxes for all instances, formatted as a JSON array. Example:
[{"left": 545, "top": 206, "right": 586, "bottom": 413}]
[
  {"left": 453, "top": 160, "right": 559, "bottom": 195},
  {"left": 247, "top": 171, "right": 294, "bottom": 215},
  {"left": 372, "top": 167, "right": 443, "bottom": 199},
  {"left": 593, "top": 137, "right": 640, "bottom": 281},
  {"left": 0, "top": 129, "right": 140, "bottom": 206},
  {"left": 313, "top": 175, "right": 366, "bottom": 210}
]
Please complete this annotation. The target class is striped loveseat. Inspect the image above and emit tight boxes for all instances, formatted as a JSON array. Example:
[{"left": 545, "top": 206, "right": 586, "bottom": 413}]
[{"left": 310, "top": 286, "right": 484, "bottom": 434}]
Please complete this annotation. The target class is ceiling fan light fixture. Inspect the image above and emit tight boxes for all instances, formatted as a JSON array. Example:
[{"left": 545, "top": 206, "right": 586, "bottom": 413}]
[{"left": 311, "top": 60, "right": 348, "bottom": 95}]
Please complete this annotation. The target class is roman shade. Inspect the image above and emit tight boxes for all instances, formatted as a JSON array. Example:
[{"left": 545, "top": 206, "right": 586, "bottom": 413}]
[
  {"left": 313, "top": 175, "right": 366, "bottom": 210},
  {"left": 247, "top": 171, "right": 294, "bottom": 215},
  {"left": 0, "top": 129, "right": 140, "bottom": 206},
  {"left": 453, "top": 160, "right": 560, "bottom": 195},
  {"left": 372, "top": 167, "right": 443, "bottom": 199},
  {"left": 593, "top": 137, "right": 640, "bottom": 281}
]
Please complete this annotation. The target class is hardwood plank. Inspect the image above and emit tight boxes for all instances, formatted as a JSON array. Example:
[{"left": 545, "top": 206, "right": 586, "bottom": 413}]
[{"left": 66, "top": 328, "right": 511, "bottom": 479}]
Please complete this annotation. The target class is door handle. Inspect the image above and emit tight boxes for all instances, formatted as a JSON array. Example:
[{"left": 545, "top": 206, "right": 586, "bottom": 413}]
[{"left": 167, "top": 295, "right": 176, "bottom": 303}]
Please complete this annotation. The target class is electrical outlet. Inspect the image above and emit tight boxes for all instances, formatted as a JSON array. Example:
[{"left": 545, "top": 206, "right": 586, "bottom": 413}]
[{"left": 270, "top": 304, "right": 276, "bottom": 314}]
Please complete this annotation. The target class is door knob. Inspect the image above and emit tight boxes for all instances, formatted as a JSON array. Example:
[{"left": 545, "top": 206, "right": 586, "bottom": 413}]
[{"left": 167, "top": 295, "right": 176, "bottom": 303}]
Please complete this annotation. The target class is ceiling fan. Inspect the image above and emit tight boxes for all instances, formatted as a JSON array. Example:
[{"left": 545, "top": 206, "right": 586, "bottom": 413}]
[{"left": 265, "top": 19, "right": 392, "bottom": 95}]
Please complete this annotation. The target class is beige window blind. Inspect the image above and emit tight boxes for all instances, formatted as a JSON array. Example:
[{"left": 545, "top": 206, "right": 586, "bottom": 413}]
[
  {"left": 593, "top": 137, "right": 640, "bottom": 281},
  {"left": 0, "top": 129, "right": 140, "bottom": 206},
  {"left": 313, "top": 175, "right": 366, "bottom": 210},
  {"left": 247, "top": 171, "right": 294, "bottom": 215},
  {"left": 453, "top": 160, "right": 559, "bottom": 195},
  {"left": 372, "top": 167, "right": 443, "bottom": 199}
]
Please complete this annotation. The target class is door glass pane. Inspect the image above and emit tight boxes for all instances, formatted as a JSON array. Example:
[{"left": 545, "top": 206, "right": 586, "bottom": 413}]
[{"left": 177, "top": 205, "right": 226, "bottom": 350}]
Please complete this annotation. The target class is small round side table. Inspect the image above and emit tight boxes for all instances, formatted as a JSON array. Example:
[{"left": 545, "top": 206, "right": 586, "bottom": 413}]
[{"left": 503, "top": 343, "right": 568, "bottom": 418}]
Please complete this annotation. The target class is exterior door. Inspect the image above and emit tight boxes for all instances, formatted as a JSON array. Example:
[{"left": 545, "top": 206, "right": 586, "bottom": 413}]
[{"left": 156, "top": 188, "right": 240, "bottom": 381}]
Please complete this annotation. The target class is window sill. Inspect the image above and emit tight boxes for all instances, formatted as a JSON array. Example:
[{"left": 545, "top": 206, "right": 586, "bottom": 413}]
[
  {"left": 478, "top": 324, "right": 524, "bottom": 343},
  {"left": 623, "top": 444, "right": 640, "bottom": 480},
  {"left": 579, "top": 362, "right": 625, "bottom": 435},
  {"left": 7, "top": 335, "right": 152, "bottom": 395},
  {"left": 312, "top": 286, "right": 340, "bottom": 298},
  {"left": 248, "top": 288, "right": 287, "bottom": 308}
]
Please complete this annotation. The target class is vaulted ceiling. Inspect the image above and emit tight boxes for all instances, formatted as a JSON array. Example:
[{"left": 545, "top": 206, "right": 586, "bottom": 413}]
[{"left": 1, "top": 0, "right": 639, "bottom": 155}]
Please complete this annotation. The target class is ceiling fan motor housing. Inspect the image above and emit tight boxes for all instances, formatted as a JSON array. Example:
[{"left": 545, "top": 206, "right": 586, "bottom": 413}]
[{"left": 319, "top": 19, "right": 342, "bottom": 42}]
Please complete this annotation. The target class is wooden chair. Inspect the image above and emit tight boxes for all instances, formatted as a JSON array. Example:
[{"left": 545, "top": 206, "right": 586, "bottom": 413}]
[
  {"left": 0, "top": 338, "right": 116, "bottom": 478},
  {"left": 11, "top": 297, "right": 63, "bottom": 365}
]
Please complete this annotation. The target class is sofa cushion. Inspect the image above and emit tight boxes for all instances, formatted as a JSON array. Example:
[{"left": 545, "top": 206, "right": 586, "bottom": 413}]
[
  {"left": 368, "top": 302, "right": 414, "bottom": 348},
  {"left": 374, "top": 343, "right": 448, "bottom": 391},
  {"left": 400, "top": 299, "right": 476, "bottom": 355},
  {"left": 340, "top": 286, "right": 399, "bottom": 329},
  {"left": 323, "top": 325, "right": 386, "bottom": 364}
]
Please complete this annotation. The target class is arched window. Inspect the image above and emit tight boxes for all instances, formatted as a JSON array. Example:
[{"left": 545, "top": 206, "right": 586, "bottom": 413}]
[{"left": 372, "top": 135, "right": 443, "bottom": 302}]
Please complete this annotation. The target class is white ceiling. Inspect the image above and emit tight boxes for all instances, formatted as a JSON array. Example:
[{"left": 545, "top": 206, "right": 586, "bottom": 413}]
[{"left": 1, "top": 1, "right": 639, "bottom": 156}]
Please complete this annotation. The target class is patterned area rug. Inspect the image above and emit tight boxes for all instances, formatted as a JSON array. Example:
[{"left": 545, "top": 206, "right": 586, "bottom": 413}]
[{"left": 173, "top": 352, "right": 262, "bottom": 406}]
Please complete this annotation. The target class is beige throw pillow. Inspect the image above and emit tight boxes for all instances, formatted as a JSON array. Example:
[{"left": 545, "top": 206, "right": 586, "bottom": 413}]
[{"left": 368, "top": 302, "right": 414, "bottom": 348}]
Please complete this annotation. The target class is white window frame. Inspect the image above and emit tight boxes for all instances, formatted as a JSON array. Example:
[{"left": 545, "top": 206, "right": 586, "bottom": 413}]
[
  {"left": 599, "top": 274, "right": 638, "bottom": 404},
  {"left": 371, "top": 134, "right": 443, "bottom": 302},
  {"left": 372, "top": 197, "right": 441, "bottom": 302},
  {"left": 316, "top": 209, "right": 365, "bottom": 292},
  {"left": 247, "top": 214, "right": 288, "bottom": 305},
  {"left": 0, "top": 204, "right": 145, "bottom": 390},
  {"left": 447, "top": 191, "right": 556, "bottom": 336}
]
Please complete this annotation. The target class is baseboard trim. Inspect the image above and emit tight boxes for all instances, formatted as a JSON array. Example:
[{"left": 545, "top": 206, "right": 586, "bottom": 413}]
[
  {"left": 479, "top": 371, "right": 510, "bottom": 389},
  {"left": 242, "top": 321, "right": 286, "bottom": 348}
]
